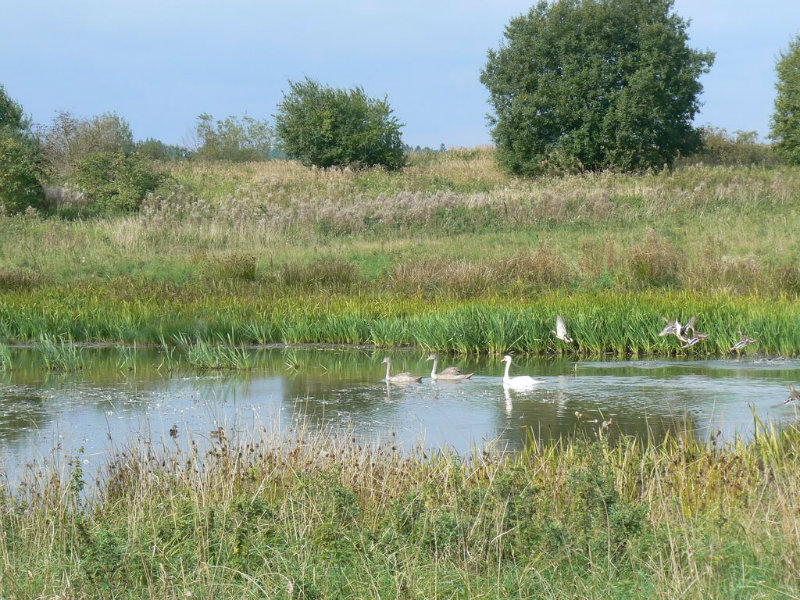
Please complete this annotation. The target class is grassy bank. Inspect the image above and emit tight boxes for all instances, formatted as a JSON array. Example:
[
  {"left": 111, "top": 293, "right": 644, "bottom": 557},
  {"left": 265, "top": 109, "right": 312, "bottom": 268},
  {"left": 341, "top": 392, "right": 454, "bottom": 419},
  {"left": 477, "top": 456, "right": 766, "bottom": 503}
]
[
  {"left": 2, "top": 423, "right": 799, "bottom": 598},
  {"left": 1, "top": 150, "right": 799, "bottom": 354}
]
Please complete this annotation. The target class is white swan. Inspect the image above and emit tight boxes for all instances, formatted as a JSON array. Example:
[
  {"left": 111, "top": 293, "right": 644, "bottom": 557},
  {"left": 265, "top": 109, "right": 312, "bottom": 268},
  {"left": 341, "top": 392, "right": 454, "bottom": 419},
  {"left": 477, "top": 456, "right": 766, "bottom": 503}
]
[
  {"left": 427, "top": 353, "right": 473, "bottom": 381},
  {"left": 501, "top": 355, "right": 542, "bottom": 390},
  {"left": 382, "top": 357, "right": 422, "bottom": 383}
]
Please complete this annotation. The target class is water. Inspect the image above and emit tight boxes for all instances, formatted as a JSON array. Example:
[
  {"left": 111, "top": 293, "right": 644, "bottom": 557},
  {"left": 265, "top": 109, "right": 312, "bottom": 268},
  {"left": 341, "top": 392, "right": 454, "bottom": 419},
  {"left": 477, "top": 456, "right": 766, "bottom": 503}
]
[{"left": 1, "top": 348, "right": 799, "bottom": 486}]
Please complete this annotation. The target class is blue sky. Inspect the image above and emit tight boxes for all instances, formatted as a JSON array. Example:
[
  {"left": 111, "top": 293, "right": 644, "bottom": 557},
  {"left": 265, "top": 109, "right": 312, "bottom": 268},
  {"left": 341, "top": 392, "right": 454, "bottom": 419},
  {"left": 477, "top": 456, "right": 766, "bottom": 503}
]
[{"left": 2, "top": 1, "right": 799, "bottom": 148}]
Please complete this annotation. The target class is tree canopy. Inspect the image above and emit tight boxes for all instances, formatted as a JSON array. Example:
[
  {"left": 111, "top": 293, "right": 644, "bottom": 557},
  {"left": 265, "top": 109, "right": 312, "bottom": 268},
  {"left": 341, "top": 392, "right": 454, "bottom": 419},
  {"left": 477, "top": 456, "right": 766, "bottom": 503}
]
[
  {"left": 770, "top": 35, "right": 800, "bottom": 164},
  {"left": 480, "top": 0, "right": 714, "bottom": 175},
  {"left": 275, "top": 78, "right": 405, "bottom": 170},
  {"left": 0, "top": 84, "right": 46, "bottom": 214}
]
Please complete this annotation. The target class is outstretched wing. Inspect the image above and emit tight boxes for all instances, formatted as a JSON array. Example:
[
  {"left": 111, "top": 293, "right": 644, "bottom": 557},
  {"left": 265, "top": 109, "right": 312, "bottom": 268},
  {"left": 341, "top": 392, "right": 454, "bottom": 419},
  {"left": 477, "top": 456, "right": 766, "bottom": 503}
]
[{"left": 556, "top": 315, "right": 568, "bottom": 338}]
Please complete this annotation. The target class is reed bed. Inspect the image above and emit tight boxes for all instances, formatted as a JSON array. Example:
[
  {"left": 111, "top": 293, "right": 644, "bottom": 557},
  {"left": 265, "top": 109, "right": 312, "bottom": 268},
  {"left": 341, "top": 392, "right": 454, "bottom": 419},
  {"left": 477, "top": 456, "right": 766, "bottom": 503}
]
[
  {"left": 175, "top": 333, "right": 253, "bottom": 371},
  {"left": 1, "top": 284, "right": 798, "bottom": 357},
  {"left": 34, "top": 333, "right": 85, "bottom": 372},
  {"left": 2, "top": 420, "right": 799, "bottom": 598}
]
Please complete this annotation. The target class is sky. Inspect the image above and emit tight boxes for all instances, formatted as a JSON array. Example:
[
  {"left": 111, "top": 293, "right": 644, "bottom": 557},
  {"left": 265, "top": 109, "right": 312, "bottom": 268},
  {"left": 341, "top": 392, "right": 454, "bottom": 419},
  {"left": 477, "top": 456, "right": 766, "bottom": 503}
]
[{"left": 2, "top": 1, "right": 799, "bottom": 149}]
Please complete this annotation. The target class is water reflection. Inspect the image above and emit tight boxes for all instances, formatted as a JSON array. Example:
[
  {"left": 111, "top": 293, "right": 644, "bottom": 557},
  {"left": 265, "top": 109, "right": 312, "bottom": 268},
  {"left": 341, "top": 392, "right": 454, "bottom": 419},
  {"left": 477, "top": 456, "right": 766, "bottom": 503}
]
[{"left": 0, "top": 348, "right": 799, "bottom": 486}]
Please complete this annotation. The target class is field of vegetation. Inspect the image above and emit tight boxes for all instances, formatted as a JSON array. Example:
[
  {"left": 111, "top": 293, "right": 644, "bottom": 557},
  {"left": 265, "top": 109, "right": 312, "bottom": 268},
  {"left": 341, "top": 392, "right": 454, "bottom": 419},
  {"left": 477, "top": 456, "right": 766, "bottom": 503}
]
[
  {"left": 1, "top": 149, "right": 798, "bottom": 359},
  {"left": 2, "top": 147, "right": 800, "bottom": 599},
  {"left": 3, "top": 420, "right": 799, "bottom": 598}
]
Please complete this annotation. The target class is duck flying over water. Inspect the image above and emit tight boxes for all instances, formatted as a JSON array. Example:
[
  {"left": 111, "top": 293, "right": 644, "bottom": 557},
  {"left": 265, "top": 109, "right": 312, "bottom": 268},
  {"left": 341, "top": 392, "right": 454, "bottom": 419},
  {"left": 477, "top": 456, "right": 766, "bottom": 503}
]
[
  {"left": 729, "top": 331, "right": 756, "bottom": 352},
  {"left": 658, "top": 317, "right": 682, "bottom": 338},
  {"left": 783, "top": 385, "right": 800, "bottom": 405},
  {"left": 681, "top": 332, "right": 709, "bottom": 349},
  {"left": 684, "top": 316, "right": 697, "bottom": 337},
  {"left": 553, "top": 315, "right": 573, "bottom": 343}
]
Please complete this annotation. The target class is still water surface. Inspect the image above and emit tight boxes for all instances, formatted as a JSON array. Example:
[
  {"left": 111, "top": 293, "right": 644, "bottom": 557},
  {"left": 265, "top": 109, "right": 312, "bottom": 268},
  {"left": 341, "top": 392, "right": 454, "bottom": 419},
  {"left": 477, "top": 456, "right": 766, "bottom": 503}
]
[{"left": 1, "top": 348, "right": 799, "bottom": 485}]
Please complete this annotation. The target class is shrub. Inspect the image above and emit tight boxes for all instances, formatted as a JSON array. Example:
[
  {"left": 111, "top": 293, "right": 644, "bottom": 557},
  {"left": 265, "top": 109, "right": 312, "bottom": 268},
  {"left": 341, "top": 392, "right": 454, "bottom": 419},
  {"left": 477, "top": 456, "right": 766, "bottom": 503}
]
[
  {"left": 135, "top": 138, "right": 193, "bottom": 161},
  {"left": 481, "top": 0, "right": 714, "bottom": 175},
  {"left": 680, "top": 127, "right": 776, "bottom": 167},
  {"left": 194, "top": 113, "right": 272, "bottom": 161},
  {"left": 0, "top": 134, "right": 47, "bottom": 214},
  {"left": 0, "top": 84, "right": 46, "bottom": 214},
  {"left": 38, "top": 111, "right": 134, "bottom": 176},
  {"left": 275, "top": 78, "right": 405, "bottom": 170},
  {"left": 67, "top": 151, "right": 166, "bottom": 214}
]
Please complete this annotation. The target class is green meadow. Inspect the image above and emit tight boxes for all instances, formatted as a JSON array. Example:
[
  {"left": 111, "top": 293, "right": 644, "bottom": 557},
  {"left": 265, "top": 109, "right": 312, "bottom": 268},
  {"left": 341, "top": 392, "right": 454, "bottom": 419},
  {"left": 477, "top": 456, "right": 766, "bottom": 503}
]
[{"left": 1, "top": 149, "right": 798, "bottom": 356}]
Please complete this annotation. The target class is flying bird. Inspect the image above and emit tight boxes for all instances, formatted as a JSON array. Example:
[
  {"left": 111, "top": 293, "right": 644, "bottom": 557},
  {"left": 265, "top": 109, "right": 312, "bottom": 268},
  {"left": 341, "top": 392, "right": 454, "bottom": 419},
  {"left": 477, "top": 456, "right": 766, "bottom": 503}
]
[
  {"left": 553, "top": 315, "right": 573, "bottom": 343},
  {"left": 729, "top": 331, "right": 756, "bottom": 352},
  {"left": 684, "top": 316, "right": 697, "bottom": 337},
  {"left": 783, "top": 385, "right": 800, "bottom": 405},
  {"left": 681, "top": 332, "right": 709, "bottom": 349},
  {"left": 658, "top": 317, "right": 682, "bottom": 339}
]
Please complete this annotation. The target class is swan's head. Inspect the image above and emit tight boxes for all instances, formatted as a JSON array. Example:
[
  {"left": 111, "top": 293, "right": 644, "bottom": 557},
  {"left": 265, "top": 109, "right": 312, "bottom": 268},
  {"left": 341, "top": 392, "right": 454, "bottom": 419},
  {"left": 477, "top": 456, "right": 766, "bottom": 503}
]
[
  {"left": 502, "top": 355, "right": 512, "bottom": 363},
  {"left": 426, "top": 353, "right": 437, "bottom": 361},
  {"left": 382, "top": 357, "right": 390, "bottom": 364}
]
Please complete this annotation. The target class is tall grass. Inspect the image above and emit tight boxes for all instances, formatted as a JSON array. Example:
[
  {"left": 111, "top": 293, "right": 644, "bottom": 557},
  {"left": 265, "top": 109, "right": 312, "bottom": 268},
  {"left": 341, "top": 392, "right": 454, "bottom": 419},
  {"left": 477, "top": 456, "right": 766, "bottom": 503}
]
[
  {"left": 34, "top": 333, "right": 85, "bottom": 372},
  {"left": 0, "top": 343, "right": 11, "bottom": 371},
  {"left": 175, "top": 333, "right": 253, "bottom": 370},
  {"left": 1, "top": 285, "right": 797, "bottom": 356},
  {"left": 3, "top": 420, "right": 800, "bottom": 598}
]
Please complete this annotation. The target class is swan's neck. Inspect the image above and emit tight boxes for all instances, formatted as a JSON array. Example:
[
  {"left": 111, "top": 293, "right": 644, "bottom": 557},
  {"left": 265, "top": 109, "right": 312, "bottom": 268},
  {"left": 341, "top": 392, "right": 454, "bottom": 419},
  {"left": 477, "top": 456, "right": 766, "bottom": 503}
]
[
  {"left": 430, "top": 357, "right": 438, "bottom": 379},
  {"left": 503, "top": 360, "right": 511, "bottom": 382},
  {"left": 385, "top": 360, "right": 391, "bottom": 380}
]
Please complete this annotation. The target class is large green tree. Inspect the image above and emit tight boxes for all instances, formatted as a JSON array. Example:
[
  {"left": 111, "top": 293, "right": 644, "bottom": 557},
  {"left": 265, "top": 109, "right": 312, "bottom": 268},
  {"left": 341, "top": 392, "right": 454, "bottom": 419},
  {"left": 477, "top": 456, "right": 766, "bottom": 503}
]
[
  {"left": 0, "top": 84, "right": 46, "bottom": 214},
  {"left": 275, "top": 78, "right": 405, "bottom": 170},
  {"left": 770, "top": 35, "right": 800, "bottom": 164},
  {"left": 481, "top": 0, "right": 714, "bottom": 175}
]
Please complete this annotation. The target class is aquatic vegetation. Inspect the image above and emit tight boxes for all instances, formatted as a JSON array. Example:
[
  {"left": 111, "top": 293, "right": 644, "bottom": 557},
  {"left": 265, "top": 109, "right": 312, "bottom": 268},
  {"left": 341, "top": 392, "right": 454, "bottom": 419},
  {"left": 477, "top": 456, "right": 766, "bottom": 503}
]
[
  {"left": 0, "top": 343, "right": 11, "bottom": 371},
  {"left": 175, "top": 333, "right": 253, "bottom": 370},
  {"left": 34, "top": 333, "right": 84, "bottom": 372},
  {"left": 3, "top": 421, "right": 800, "bottom": 598},
  {"left": 1, "top": 285, "right": 798, "bottom": 357}
]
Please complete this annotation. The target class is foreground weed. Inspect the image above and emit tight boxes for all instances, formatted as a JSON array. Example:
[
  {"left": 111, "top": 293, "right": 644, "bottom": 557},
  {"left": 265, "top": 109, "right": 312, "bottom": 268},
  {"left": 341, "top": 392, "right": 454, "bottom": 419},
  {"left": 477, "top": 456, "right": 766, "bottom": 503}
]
[{"left": 4, "top": 424, "right": 800, "bottom": 599}]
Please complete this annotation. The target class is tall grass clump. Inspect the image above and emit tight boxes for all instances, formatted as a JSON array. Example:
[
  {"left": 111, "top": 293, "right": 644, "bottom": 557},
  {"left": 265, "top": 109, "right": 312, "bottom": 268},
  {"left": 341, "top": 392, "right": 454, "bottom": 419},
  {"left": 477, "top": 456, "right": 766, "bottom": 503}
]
[
  {"left": 0, "top": 343, "right": 11, "bottom": 371},
  {"left": 34, "top": 334, "right": 84, "bottom": 372},
  {"left": 3, "top": 421, "right": 800, "bottom": 598},
  {"left": 175, "top": 334, "right": 253, "bottom": 370}
]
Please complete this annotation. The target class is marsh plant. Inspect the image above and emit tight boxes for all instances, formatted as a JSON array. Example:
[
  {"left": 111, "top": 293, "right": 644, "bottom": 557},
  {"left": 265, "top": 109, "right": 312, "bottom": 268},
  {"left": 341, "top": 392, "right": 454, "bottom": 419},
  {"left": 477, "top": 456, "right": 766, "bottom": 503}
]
[
  {"left": 175, "top": 333, "right": 253, "bottom": 370},
  {"left": 35, "top": 333, "right": 84, "bottom": 372},
  {"left": 0, "top": 343, "right": 11, "bottom": 371},
  {"left": 3, "top": 420, "right": 800, "bottom": 598}
]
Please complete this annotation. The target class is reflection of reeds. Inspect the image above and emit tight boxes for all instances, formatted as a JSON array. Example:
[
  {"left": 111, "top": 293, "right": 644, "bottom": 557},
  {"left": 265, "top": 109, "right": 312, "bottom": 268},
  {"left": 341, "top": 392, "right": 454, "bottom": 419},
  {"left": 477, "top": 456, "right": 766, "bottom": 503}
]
[
  {"left": 0, "top": 343, "right": 11, "bottom": 371},
  {"left": 6, "top": 418, "right": 800, "bottom": 597}
]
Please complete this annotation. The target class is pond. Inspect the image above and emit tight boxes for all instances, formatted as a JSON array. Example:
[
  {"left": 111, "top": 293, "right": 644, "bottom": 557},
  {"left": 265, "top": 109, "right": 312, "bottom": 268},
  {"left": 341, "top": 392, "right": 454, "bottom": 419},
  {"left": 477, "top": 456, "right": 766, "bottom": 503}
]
[{"left": 1, "top": 347, "right": 799, "bottom": 486}]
